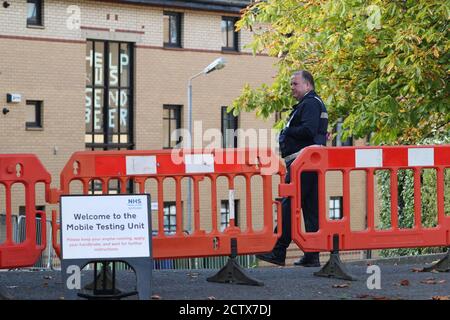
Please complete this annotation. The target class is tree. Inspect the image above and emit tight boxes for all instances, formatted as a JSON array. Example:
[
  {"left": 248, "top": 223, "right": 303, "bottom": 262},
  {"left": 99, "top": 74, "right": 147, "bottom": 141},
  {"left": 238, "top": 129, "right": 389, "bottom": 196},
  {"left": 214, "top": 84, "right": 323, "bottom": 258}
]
[{"left": 231, "top": 0, "right": 449, "bottom": 145}]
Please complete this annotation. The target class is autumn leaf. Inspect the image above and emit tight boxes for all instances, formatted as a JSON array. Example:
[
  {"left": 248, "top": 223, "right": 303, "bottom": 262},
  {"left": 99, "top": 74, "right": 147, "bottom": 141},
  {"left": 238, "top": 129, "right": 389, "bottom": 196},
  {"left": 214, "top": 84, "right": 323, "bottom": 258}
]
[
  {"left": 367, "top": 36, "right": 378, "bottom": 44},
  {"left": 372, "top": 296, "right": 390, "bottom": 300},
  {"left": 432, "top": 296, "right": 450, "bottom": 300},
  {"left": 420, "top": 278, "right": 445, "bottom": 285},
  {"left": 399, "top": 280, "right": 410, "bottom": 286},
  {"left": 411, "top": 268, "right": 425, "bottom": 272}
]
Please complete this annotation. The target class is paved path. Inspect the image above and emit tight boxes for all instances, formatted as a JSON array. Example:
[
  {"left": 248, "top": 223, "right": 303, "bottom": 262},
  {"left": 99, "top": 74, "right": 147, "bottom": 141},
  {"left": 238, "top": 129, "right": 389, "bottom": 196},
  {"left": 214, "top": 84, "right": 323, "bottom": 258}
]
[{"left": 0, "top": 256, "right": 449, "bottom": 300}]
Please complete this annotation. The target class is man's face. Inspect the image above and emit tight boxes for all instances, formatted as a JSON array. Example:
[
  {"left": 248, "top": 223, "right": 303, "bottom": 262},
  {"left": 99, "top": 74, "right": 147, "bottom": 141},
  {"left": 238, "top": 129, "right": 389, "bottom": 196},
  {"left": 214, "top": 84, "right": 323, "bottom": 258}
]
[{"left": 291, "top": 74, "right": 310, "bottom": 100}]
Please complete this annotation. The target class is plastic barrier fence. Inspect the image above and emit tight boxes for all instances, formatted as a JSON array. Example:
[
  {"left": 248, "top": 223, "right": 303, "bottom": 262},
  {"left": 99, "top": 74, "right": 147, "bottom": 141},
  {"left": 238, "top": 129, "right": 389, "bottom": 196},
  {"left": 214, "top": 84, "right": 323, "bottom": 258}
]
[
  {"left": 279, "top": 145, "right": 450, "bottom": 252},
  {"left": 50, "top": 148, "right": 285, "bottom": 259},
  {"left": 0, "top": 154, "right": 50, "bottom": 268}
]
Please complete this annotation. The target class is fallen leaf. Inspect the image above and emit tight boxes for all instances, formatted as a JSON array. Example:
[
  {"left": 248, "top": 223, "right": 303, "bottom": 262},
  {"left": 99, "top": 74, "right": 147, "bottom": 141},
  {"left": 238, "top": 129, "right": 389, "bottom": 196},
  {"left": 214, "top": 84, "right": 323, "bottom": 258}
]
[
  {"left": 207, "top": 296, "right": 216, "bottom": 300},
  {"left": 399, "top": 280, "right": 410, "bottom": 286},
  {"left": 151, "top": 294, "right": 162, "bottom": 300},
  {"left": 432, "top": 296, "right": 450, "bottom": 300},
  {"left": 438, "top": 280, "right": 446, "bottom": 284},
  {"left": 187, "top": 272, "right": 199, "bottom": 278},
  {"left": 357, "top": 294, "right": 370, "bottom": 299},
  {"left": 43, "top": 276, "right": 52, "bottom": 280},
  {"left": 411, "top": 268, "right": 425, "bottom": 272},
  {"left": 6, "top": 286, "right": 17, "bottom": 289},
  {"left": 332, "top": 283, "right": 350, "bottom": 288},
  {"left": 372, "top": 296, "right": 390, "bottom": 300},
  {"left": 420, "top": 278, "right": 439, "bottom": 285},
  {"left": 430, "top": 270, "right": 439, "bottom": 274}
]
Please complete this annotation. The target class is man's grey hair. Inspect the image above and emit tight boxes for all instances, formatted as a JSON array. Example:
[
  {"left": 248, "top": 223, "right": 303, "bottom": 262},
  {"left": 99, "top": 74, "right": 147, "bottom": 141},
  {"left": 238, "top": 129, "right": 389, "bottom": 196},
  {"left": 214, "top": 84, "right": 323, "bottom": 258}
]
[{"left": 293, "top": 70, "right": 315, "bottom": 89}]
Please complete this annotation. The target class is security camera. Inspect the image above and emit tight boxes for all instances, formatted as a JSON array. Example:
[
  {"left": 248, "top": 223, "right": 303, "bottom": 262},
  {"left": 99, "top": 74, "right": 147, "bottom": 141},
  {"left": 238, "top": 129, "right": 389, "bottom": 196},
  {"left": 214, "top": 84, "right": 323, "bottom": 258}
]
[
  {"left": 2, "top": 108, "right": 10, "bottom": 115},
  {"left": 3, "top": 1, "right": 10, "bottom": 8}
]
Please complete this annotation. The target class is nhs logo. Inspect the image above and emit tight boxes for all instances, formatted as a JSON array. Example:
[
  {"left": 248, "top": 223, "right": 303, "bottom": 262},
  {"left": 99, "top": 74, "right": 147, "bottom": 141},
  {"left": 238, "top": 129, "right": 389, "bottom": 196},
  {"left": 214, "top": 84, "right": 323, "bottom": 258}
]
[
  {"left": 128, "top": 199, "right": 142, "bottom": 205},
  {"left": 128, "top": 198, "right": 143, "bottom": 209}
]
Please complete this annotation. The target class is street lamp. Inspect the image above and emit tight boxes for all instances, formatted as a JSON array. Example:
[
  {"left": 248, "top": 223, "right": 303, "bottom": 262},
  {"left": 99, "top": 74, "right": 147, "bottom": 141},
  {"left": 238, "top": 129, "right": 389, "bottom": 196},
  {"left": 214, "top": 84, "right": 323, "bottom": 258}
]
[
  {"left": 186, "top": 57, "right": 226, "bottom": 233},
  {"left": 187, "top": 57, "right": 226, "bottom": 147}
]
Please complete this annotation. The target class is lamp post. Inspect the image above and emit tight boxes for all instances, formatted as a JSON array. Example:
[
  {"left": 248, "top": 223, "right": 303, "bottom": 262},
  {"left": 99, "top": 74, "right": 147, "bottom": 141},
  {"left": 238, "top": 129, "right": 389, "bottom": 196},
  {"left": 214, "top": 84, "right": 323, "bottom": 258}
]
[{"left": 186, "top": 57, "right": 226, "bottom": 233}]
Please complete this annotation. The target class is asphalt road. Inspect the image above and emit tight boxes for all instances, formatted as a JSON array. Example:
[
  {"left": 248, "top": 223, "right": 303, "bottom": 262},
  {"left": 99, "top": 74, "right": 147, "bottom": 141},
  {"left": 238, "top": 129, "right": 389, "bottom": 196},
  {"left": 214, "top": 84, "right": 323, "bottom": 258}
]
[{"left": 0, "top": 255, "right": 449, "bottom": 300}]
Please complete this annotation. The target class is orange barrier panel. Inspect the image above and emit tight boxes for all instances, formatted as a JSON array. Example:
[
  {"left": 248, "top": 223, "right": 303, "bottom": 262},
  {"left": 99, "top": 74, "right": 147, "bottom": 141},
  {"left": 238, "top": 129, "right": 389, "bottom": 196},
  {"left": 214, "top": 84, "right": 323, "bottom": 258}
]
[
  {"left": 0, "top": 154, "right": 50, "bottom": 269},
  {"left": 279, "top": 145, "right": 450, "bottom": 252},
  {"left": 50, "top": 148, "right": 285, "bottom": 259}
]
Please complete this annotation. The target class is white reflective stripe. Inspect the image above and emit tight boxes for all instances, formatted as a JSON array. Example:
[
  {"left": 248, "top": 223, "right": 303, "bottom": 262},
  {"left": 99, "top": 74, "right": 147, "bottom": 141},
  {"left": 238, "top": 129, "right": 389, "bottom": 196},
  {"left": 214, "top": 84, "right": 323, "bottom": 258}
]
[
  {"left": 408, "top": 148, "right": 434, "bottom": 166},
  {"left": 126, "top": 156, "right": 157, "bottom": 175},
  {"left": 185, "top": 154, "right": 215, "bottom": 173},
  {"left": 313, "top": 96, "right": 325, "bottom": 107},
  {"left": 286, "top": 109, "right": 298, "bottom": 127},
  {"left": 229, "top": 189, "right": 235, "bottom": 220},
  {"left": 320, "top": 112, "right": 328, "bottom": 119},
  {"left": 355, "top": 149, "right": 383, "bottom": 168}
]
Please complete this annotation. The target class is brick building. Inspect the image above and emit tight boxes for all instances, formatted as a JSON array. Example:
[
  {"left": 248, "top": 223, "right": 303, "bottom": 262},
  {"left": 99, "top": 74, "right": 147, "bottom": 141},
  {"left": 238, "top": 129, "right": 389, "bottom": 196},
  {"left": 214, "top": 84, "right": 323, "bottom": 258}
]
[{"left": 0, "top": 0, "right": 376, "bottom": 265}]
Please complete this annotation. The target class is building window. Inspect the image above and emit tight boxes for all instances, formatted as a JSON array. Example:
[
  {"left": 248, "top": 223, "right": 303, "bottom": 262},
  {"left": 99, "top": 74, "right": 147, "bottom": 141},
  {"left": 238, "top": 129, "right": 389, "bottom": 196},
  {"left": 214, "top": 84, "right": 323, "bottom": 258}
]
[
  {"left": 220, "top": 200, "right": 239, "bottom": 231},
  {"left": 163, "top": 12, "right": 182, "bottom": 48},
  {"left": 332, "top": 118, "right": 353, "bottom": 146},
  {"left": 26, "top": 100, "right": 43, "bottom": 129},
  {"left": 329, "top": 196, "right": 343, "bottom": 220},
  {"left": 85, "top": 40, "right": 133, "bottom": 150},
  {"left": 164, "top": 202, "right": 178, "bottom": 234},
  {"left": 221, "top": 17, "right": 239, "bottom": 51},
  {"left": 27, "top": 0, "right": 43, "bottom": 26},
  {"left": 221, "top": 106, "right": 238, "bottom": 148},
  {"left": 19, "top": 205, "right": 45, "bottom": 216},
  {"left": 163, "top": 105, "right": 182, "bottom": 149}
]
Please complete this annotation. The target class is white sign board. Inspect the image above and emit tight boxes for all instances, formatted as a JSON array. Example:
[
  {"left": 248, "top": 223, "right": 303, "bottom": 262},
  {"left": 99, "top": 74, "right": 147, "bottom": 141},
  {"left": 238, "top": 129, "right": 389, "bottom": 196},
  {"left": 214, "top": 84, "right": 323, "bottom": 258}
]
[{"left": 61, "top": 194, "right": 151, "bottom": 260}]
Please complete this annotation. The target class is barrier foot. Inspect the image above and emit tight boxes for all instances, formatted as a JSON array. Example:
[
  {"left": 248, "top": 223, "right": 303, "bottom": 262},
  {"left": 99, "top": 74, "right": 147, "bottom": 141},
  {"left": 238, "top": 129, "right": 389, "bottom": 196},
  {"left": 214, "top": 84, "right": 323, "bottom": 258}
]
[
  {"left": 206, "top": 238, "right": 264, "bottom": 286},
  {"left": 206, "top": 256, "right": 263, "bottom": 286},
  {"left": 422, "top": 248, "right": 450, "bottom": 273},
  {"left": 313, "top": 235, "right": 356, "bottom": 281}
]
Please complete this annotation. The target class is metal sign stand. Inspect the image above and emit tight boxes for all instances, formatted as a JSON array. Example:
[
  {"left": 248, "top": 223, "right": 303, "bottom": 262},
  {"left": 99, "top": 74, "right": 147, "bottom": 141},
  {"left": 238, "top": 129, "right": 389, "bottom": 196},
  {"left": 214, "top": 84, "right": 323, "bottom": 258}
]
[
  {"left": 60, "top": 194, "right": 152, "bottom": 300},
  {"left": 61, "top": 258, "right": 152, "bottom": 300}
]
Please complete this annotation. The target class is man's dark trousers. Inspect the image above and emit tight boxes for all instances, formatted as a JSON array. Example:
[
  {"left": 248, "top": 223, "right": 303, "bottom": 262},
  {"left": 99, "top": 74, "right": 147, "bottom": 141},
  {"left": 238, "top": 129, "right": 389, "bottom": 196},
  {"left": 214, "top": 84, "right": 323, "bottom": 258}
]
[{"left": 273, "top": 159, "right": 319, "bottom": 260}]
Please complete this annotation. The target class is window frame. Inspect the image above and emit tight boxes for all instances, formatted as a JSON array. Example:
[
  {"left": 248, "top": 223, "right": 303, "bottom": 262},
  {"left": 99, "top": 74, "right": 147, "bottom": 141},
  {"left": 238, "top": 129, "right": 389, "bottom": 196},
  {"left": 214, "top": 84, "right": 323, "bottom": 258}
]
[
  {"left": 221, "top": 106, "right": 238, "bottom": 148},
  {"left": 85, "top": 40, "right": 134, "bottom": 151},
  {"left": 163, "top": 104, "right": 182, "bottom": 149},
  {"left": 163, "top": 11, "right": 182, "bottom": 48},
  {"left": 27, "top": 0, "right": 43, "bottom": 27},
  {"left": 329, "top": 196, "right": 343, "bottom": 220},
  {"left": 221, "top": 16, "right": 239, "bottom": 52},
  {"left": 25, "top": 100, "right": 43, "bottom": 129},
  {"left": 220, "top": 199, "right": 239, "bottom": 231},
  {"left": 163, "top": 202, "right": 178, "bottom": 235}
]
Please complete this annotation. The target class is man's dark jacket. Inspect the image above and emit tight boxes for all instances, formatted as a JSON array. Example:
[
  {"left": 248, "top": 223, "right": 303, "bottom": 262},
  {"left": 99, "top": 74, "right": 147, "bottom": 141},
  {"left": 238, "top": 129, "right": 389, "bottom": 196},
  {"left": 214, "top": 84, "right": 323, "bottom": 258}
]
[{"left": 279, "top": 90, "right": 328, "bottom": 158}]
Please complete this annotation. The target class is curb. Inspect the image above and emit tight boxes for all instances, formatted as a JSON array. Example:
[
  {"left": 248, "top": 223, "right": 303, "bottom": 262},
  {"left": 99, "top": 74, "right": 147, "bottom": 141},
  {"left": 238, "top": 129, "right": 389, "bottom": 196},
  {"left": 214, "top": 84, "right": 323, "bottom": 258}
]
[{"left": 346, "top": 252, "right": 447, "bottom": 267}]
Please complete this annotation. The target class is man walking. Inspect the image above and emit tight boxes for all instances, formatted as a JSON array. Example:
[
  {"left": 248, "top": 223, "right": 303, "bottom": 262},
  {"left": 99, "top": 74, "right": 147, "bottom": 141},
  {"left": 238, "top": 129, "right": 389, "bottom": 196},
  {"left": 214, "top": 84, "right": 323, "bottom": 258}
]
[{"left": 256, "top": 70, "right": 328, "bottom": 267}]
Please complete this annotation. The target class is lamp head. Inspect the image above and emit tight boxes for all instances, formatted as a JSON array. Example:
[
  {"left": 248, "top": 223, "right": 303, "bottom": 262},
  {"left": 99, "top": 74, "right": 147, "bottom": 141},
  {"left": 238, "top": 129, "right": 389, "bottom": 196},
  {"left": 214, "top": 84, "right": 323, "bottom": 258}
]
[{"left": 203, "top": 57, "right": 226, "bottom": 74}]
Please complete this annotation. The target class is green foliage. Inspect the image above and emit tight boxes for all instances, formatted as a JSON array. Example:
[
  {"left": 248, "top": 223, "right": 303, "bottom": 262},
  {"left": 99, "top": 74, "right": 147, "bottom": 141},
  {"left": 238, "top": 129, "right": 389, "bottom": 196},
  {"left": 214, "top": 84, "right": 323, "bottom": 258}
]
[
  {"left": 378, "top": 134, "right": 450, "bottom": 257},
  {"left": 232, "top": 0, "right": 449, "bottom": 144}
]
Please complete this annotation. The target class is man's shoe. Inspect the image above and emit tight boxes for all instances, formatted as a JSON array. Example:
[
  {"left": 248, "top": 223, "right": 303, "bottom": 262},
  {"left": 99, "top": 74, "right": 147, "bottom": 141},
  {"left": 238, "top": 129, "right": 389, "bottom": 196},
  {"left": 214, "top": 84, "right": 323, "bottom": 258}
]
[
  {"left": 293, "top": 256, "right": 320, "bottom": 267},
  {"left": 256, "top": 253, "right": 285, "bottom": 266}
]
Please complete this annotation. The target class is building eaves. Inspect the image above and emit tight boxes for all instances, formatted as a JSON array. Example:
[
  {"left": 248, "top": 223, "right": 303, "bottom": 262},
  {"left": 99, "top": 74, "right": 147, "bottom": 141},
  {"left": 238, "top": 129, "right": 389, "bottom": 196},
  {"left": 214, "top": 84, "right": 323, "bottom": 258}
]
[{"left": 105, "top": 0, "right": 252, "bottom": 14}]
